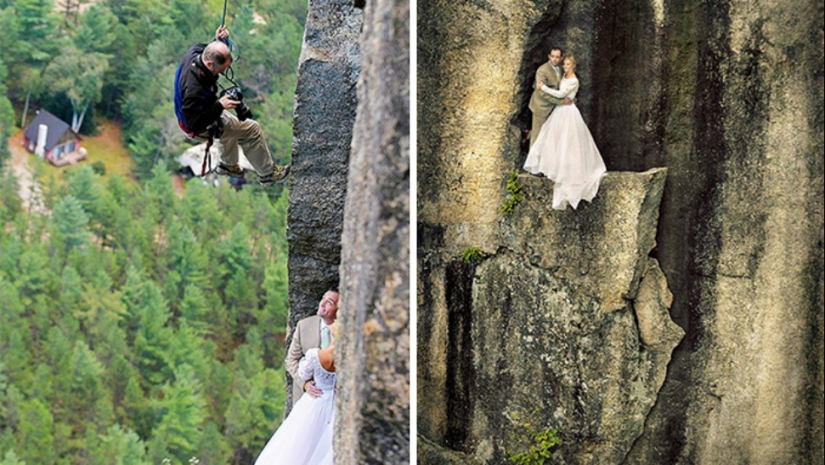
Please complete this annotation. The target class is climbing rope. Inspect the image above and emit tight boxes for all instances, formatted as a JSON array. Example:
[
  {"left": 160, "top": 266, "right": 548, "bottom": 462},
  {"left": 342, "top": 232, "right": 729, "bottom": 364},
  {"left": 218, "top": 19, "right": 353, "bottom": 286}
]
[{"left": 219, "top": 0, "right": 241, "bottom": 64}]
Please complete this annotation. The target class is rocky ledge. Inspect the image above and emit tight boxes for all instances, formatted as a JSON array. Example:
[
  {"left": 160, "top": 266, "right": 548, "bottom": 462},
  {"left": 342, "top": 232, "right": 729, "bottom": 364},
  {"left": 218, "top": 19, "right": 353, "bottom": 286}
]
[{"left": 419, "top": 168, "right": 684, "bottom": 464}]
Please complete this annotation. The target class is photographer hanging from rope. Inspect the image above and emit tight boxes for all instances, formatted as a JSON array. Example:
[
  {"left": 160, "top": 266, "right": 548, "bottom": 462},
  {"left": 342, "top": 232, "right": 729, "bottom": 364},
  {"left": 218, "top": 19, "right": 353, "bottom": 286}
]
[{"left": 175, "top": 25, "right": 290, "bottom": 186}]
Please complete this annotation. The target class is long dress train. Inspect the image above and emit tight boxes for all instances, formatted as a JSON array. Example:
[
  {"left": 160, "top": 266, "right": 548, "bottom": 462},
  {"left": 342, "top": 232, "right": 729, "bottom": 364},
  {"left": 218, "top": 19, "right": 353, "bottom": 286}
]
[
  {"left": 253, "top": 349, "right": 335, "bottom": 465},
  {"left": 524, "top": 76, "right": 606, "bottom": 210}
]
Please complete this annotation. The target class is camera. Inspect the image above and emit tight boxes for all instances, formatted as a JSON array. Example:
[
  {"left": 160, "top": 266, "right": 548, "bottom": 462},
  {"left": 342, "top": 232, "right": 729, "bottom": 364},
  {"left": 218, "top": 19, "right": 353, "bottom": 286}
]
[{"left": 221, "top": 86, "right": 253, "bottom": 121}]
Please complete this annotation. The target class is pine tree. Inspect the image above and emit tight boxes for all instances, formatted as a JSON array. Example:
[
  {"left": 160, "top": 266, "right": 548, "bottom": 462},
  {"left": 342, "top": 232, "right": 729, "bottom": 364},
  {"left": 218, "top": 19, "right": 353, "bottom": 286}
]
[
  {"left": 58, "top": 265, "right": 83, "bottom": 317},
  {"left": 45, "top": 326, "right": 76, "bottom": 426},
  {"left": 0, "top": 362, "right": 8, "bottom": 443},
  {"left": 120, "top": 265, "right": 147, "bottom": 340},
  {"left": 30, "top": 364, "right": 53, "bottom": 405},
  {"left": 0, "top": 57, "right": 15, "bottom": 167},
  {"left": 194, "top": 421, "right": 230, "bottom": 465},
  {"left": 224, "top": 367, "right": 285, "bottom": 462},
  {"left": 93, "top": 424, "right": 150, "bottom": 465},
  {"left": 133, "top": 280, "right": 173, "bottom": 386},
  {"left": 0, "top": 170, "right": 22, "bottom": 223},
  {"left": 223, "top": 329, "right": 285, "bottom": 459},
  {"left": 16, "top": 397, "right": 56, "bottom": 465},
  {"left": 201, "top": 349, "right": 232, "bottom": 423},
  {"left": 260, "top": 258, "right": 289, "bottom": 366},
  {"left": 178, "top": 285, "right": 209, "bottom": 330},
  {"left": 177, "top": 180, "right": 223, "bottom": 241},
  {"left": 65, "top": 166, "right": 102, "bottom": 216},
  {"left": 2, "top": 330, "right": 31, "bottom": 388},
  {"left": 219, "top": 223, "right": 258, "bottom": 334},
  {"left": 52, "top": 195, "right": 91, "bottom": 251},
  {"left": 121, "top": 376, "right": 153, "bottom": 439},
  {"left": 14, "top": 245, "right": 52, "bottom": 309},
  {"left": 163, "top": 322, "right": 210, "bottom": 387},
  {"left": 161, "top": 224, "right": 208, "bottom": 312},
  {"left": 0, "top": 278, "right": 25, "bottom": 344},
  {"left": 14, "top": 0, "right": 58, "bottom": 64},
  {"left": 0, "top": 449, "right": 26, "bottom": 465},
  {"left": 73, "top": 3, "right": 118, "bottom": 53},
  {"left": 77, "top": 269, "right": 126, "bottom": 348},
  {"left": 153, "top": 365, "right": 207, "bottom": 464},
  {"left": 66, "top": 342, "right": 113, "bottom": 432}
]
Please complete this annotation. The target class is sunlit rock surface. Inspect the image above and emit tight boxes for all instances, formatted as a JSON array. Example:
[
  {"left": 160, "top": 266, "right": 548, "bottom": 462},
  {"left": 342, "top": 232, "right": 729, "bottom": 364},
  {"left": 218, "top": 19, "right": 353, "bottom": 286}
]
[
  {"left": 420, "top": 170, "right": 682, "bottom": 464},
  {"left": 335, "top": 0, "right": 410, "bottom": 463},
  {"left": 418, "top": 0, "right": 824, "bottom": 463}
]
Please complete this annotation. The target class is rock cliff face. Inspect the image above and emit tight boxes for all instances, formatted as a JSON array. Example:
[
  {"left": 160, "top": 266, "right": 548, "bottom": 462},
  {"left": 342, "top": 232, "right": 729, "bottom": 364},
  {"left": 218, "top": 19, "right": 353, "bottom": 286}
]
[
  {"left": 418, "top": 0, "right": 824, "bottom": 463},
  {"left": 287, "top": 0, "right": 410, "bottom": 462},
  {"left": 419, "top": 170, "right": 683, "bottom": 464},
  {"left": 287, "top": 0, "right": 362, "bottom": 409},
  {"left": 336, "top": 0, "right": 410, "bottom": 463}
]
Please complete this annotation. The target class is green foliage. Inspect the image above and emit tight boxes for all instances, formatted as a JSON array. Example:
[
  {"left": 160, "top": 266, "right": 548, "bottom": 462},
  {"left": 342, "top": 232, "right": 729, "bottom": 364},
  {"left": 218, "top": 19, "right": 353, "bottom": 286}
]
[
  {"left": 43, "top": 41, "right": 110, "bottom": 132},
  {"left": 501, "top": 171, "right": 525, "bottom": 215},
  {"left": 507, "top": 410, "right": 563, "bottom": 465},
  {"left": 91, "top": 161, "right": 107, "bottom": 175},
  {"left": 462, "top": 247, "right": 485, "bottom": 264},
  {"left": 0, "top": 169, "right": 22, "bottom": 222},
  {"left": 0, "top": 166, "right": 290, "bottom": 461},
  {"left": 0, "top": 57, "right": 14, "bottom": 166},
  {"left": 153, "top": 365, "right": 207, "bottom": 463},
  {"left": 52, "top": 195, "right": 91, "bottom": 250},
  {"left": 1, "top": 449, "right": 26, "bottom": 465},
  {"left": 0, "top": 1, "right": 301, "bottom": 461}
]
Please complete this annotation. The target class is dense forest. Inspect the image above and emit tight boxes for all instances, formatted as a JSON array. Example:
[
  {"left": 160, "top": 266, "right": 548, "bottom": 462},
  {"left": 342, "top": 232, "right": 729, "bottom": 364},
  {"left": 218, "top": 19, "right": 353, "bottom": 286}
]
[{"left": 0, "top": 1, "right": 305, "bottom": 464}]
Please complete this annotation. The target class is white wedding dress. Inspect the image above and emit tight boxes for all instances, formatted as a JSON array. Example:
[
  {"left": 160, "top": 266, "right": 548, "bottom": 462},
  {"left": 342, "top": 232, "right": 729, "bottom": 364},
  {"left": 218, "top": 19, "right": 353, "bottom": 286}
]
[
  {"left": 254, "top": 349, "right": 335, "bottom": 465},
  {"left": 524, "top": 76, "right": 606, "bottom": 210}
]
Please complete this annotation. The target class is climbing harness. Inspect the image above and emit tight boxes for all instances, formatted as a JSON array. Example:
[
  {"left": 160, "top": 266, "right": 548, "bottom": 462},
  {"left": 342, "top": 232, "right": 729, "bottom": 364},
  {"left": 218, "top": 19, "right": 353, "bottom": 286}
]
[{"left": 200, "top": 122, "right": 223, "bottom": 176}]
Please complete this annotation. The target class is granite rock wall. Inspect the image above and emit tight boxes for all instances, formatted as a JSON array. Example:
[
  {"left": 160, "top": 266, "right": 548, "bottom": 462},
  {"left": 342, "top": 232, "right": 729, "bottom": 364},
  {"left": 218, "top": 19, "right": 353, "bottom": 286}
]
[
  {"left": 286, "top": 0, "right": 409, "bottom": 461},
  {"left": 418, "top": 0, "right": 824, "bottom": 463},
  {"left": 419, "top": 170, "right": 683, "bottom": 464},
  {"left": 335, "top": 0, "right": 411, "bottom": 463},
  {"left": 286, "top": 0, "right": 362, "bottom": 410}
]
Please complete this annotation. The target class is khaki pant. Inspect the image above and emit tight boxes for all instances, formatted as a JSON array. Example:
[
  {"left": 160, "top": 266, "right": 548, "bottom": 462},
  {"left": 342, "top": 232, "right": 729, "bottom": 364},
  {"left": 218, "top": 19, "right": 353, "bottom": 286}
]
[
  {"left": 530, "top": 108, "right": 553, "bottom": 148},
  {"left": 197, "top": 111, "right": 274, "bottom": 177}
]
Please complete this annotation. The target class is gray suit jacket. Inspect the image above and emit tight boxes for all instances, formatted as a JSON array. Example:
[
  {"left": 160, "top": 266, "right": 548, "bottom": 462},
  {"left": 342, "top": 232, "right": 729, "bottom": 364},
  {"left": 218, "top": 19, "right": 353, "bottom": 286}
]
[{"left": 285, "top": 315, "right": 322, "bottom": 405}]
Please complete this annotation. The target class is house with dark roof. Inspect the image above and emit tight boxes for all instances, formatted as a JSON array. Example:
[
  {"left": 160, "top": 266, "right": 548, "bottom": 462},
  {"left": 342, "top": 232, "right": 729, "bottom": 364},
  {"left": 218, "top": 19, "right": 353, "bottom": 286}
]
[{"left": 23, "top": 110, "right": 85, "bottom": 166}]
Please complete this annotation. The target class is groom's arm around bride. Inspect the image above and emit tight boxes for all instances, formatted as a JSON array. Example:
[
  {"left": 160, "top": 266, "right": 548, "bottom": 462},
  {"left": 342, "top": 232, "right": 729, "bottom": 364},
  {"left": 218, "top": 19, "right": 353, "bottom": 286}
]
[{"left": 286, "top": 316, "right": 324, "bottom": 404}]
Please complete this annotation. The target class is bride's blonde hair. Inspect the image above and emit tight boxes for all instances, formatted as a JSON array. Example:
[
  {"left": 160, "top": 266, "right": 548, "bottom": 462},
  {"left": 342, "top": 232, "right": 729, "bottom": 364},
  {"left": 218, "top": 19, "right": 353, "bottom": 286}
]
[
  {"left": 564, "top": 54, "right": 577, "bottom": 67},
  {"left": 330, "top": 320, "right": 342, "bottom": 341}
]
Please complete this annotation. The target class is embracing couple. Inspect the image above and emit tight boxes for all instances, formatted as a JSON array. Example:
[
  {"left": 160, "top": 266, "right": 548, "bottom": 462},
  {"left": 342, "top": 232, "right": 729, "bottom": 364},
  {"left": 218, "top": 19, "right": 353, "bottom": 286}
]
[
  {"left": 525, "top": 46, "right": 607, "bottom": 211},
  {"left": 254, "top": 289, "right": 340, "bottom": 465}
]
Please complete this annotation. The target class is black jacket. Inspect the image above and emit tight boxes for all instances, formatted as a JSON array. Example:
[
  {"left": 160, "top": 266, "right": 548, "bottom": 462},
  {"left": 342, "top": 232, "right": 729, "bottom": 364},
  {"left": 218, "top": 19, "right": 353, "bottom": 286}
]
[{"left": 176, "top": 43, "right": 224, "bottom": 135}]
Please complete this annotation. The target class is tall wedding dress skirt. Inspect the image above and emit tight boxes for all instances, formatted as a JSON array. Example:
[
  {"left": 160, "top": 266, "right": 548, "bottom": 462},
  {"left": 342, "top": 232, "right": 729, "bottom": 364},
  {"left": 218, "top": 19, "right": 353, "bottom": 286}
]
[
  {"left": 306, "top": 411, "right": 334, "bottom": 465},
  {"left": 253, "top": 390, "right": 334, "bottom": 465},
  {"left": 254, "top": 349, "right": 335, "bottom": 465},
  {"left": 524, "top": 104, "right": 606, "bottom": 210}
]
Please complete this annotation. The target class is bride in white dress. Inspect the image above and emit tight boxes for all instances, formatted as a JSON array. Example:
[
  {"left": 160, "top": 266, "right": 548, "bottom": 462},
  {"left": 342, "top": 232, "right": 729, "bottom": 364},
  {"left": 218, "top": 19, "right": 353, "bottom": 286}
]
[
  {"left": 524, "top": 55, "right": 607, "bottom": 210},
  {"left": 254, "top": 330, "right": 337, "bottom": 465}
]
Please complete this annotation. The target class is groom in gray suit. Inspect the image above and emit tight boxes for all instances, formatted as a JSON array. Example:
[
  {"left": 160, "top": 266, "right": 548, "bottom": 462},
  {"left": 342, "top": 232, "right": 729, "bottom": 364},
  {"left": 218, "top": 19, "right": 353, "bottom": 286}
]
[
  {"left": 529, "top": 47, "right": 568, "bottom": 147},
  {"left": 285, "top": 288, "right": 340, "bottom": 408}
]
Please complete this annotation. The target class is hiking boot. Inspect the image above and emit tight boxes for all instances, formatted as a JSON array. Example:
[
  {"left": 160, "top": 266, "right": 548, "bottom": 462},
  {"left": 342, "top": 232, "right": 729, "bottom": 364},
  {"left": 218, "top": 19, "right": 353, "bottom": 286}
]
[
  {"left": 259, "top": 165, "right": 290, "bottom": 187},
  {"left": 215, "top": 163, "right": 244, "bottom": 177}
]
